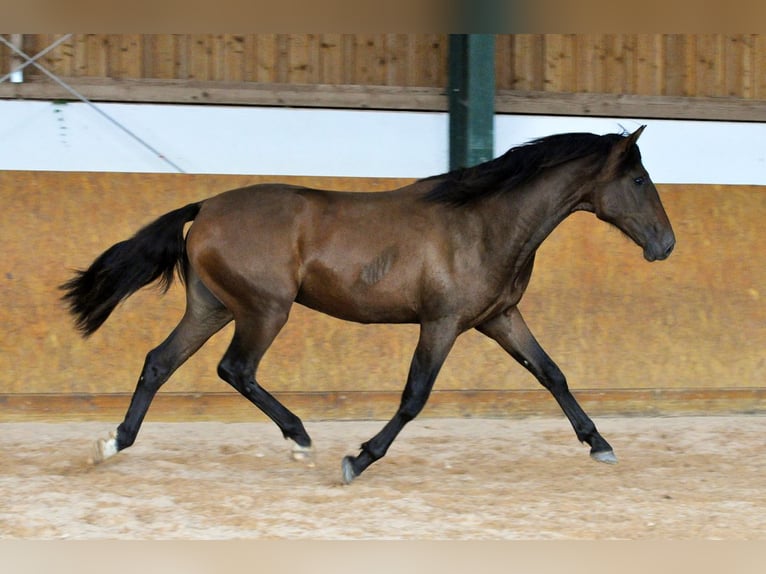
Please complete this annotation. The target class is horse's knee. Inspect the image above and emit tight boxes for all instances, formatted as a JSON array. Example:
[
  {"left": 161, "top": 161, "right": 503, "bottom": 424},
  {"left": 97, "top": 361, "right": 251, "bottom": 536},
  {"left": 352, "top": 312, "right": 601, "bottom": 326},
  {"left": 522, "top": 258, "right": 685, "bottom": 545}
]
[
  {"left": 543, "top": 374, "right": 568, "bottom": 395},
  {"left": 536, "top": 359, "right": 569, "bottom": 394}
]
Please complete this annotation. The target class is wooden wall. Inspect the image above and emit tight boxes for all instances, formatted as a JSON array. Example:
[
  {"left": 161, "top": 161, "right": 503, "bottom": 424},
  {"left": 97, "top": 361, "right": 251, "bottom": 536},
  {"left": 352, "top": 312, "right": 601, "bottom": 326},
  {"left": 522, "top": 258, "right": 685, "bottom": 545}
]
[
  {"left": 3, "top": 35, "right": 766, "bottom": 116},
  {"left": 3, "top": 34, "right": 449, "bottom": 87},
  {"left": 3, "top": 34, "right": 763, "bottom": 98},
  {"left": 1, "top": 172, "right": 764, "bottom": 421},
  {"left": 496, "top": 34, "right": 766, "bottom": 99}
]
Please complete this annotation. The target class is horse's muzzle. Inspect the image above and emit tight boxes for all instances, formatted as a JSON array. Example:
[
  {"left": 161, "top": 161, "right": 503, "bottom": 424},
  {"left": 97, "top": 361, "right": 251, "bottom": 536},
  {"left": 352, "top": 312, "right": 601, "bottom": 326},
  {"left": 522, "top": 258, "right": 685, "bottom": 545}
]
[{"left": 644, "top": 230, "right": 676, "bottom": 262}]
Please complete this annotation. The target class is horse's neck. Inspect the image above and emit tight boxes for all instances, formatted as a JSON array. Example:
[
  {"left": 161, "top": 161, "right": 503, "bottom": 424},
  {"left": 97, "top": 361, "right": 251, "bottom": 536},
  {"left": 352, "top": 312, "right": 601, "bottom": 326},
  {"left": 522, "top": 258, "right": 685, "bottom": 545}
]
[{"left": 481, "top": 162, "right": 596, "bottom": 277}]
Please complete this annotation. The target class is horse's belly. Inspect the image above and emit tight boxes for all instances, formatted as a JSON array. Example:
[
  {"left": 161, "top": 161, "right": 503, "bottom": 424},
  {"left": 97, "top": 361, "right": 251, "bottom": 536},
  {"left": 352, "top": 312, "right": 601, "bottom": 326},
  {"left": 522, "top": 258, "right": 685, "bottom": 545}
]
[{"left": 295, "top": 285, "right": 419, "bottom": 324}]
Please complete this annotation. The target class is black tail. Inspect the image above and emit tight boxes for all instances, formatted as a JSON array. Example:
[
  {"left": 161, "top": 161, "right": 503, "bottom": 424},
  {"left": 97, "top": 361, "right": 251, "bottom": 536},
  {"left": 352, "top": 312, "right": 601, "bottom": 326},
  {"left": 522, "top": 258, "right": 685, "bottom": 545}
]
[{"left": 61, "top": 202, "right": 202, "bottom": 337}]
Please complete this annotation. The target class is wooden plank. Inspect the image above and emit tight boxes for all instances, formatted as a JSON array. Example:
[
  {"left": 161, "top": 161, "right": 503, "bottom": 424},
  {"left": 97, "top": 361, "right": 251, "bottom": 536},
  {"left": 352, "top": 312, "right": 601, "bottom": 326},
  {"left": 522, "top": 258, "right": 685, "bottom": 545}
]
[
  {"left": 754, "top": 35, "right": 766, "bottom": 100},
  {"left": 542, "top": 33, "right": 576, "bottom": 93},
  {"left": 116, "top": 34, "right": 142, "bottom": 79},
  {"left": 35, "top": 34, "right": 69, "bottom": 77},
  {"left": 252, "top": 34, "right": 278, "bottom": 83},
  {"left": 513, "top": 34, "right": 545, "bottom": 92},
  {"left": 575, "top": 34, "right": 602, "bottom": 93},
  {"left": 724, "top": 34, "right": 746, "bottom": 98},
  {"left": 287, "top": 34, "right": 313, "bottom": 84},
  {"left": 104, "top": 34, "right": 121, "bottom": 78},
  {"left": 494, "top": 89, "right": 766, "bottom": 121},
  {"left": 240, "top": 35, "right": 256, "bottom": 82},
  {"left": 210, "top": 34, "right": 228, "bottom": 83},
  {"left": 2, "top": 389, "right": 765, "bottom": 422},
  {"left": 188, "top": 34, "right": 211, "bottom": 81},
  {"left": 3, "top": 77, "right": 766, "bottom": 121},
  {"left": 409, "top": 34, "right": 442, "bottom": 87},
  {"left": 0, "top": 78, "right": 441, "bottom": 110},
  {"left": 57, "top": 33, "right": 75, "bottom": 77},
  {"left": 149, "top": 34, "right": 176, "bottom": 79},
  {"left": 173, "top": 34, "right": 189, "bottom": 79},
  {"left": 141, "top": 34, "right": 156, "bottom": 78},
  {"left": 506, "top": 34, "right": 523, "bottom": 90},
  {"left": 306, "top": 35, "right": 322, "bottom": 84},
  {"left": 604, "top": 34, "right": 634, "bottom": 94},
  {"left": 494, "top": 34, "right": 513, "bottom": 90},
  {"left": 275, "top": 34, "right": 290, "bottom": 84},
  {"left": 83, "top": 34, "right": 106, "bottom": 78},
  {"left": 383, "top": 33, "right": 406, "bottom": 86},
  {"left": 404, "top": 34, "right": 425, "bottom": 87},
  {"left": 224, "top": 34, "right": 247, "bottom": 82},
  {"left": 367, "top": 33, "right": 390, "bottom": 85},
  {"left": 72, "top": 34, "right": 89, "bottom": 77},
  {"left": 740, "top": 34, "right": 755, "bottom": 99},
  {"left": 695, "top": 34, "right": 724, "bottom": 97},
  {"left": 634, "top": 34, "right": 663, "bottom": 96},
  {"left": 352, "top": 34, "right": 382, "bottom": 85},
  {"left": 318, "top": 33, "right": 343, "bottom": 85},
  {"left": 401, "top": 34, "right": 422, "bottom": 86},
  {"left": 0, "top": 37, "right": 8, "bottom": 75},
  {"left": 663, "top": 34, "right": 686, "bottom": 96}
]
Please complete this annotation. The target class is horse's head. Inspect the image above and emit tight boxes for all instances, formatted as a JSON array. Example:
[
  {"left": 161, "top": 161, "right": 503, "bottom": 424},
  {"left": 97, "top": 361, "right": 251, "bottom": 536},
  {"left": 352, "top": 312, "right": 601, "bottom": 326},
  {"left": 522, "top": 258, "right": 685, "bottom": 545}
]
[{"left": 587, "top": 126, "right": 676, "bottom": 262}]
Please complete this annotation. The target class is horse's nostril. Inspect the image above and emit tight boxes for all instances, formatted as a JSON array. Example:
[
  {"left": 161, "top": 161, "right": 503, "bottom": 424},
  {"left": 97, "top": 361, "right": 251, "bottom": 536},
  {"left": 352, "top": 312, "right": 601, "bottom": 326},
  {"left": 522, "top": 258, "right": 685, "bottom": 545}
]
[{"left": 664, "top": 242, "right": 675, "bottom": 258}]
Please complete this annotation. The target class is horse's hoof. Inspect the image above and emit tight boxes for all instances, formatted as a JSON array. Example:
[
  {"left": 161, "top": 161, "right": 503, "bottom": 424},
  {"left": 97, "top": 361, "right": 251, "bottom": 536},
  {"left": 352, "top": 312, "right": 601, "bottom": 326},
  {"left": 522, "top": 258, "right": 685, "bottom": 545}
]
[
  {"left": 341, "top": 456, "right": 358, "bottom": 485},
  {"left": 590, "top": 449, "right": 618, "bottom": 464},
  {"left": 290, "top": 441, "right": 316, "bottom": 467},
  {"left": 90, "top": 431, "right": 118, "bottom": 464}
]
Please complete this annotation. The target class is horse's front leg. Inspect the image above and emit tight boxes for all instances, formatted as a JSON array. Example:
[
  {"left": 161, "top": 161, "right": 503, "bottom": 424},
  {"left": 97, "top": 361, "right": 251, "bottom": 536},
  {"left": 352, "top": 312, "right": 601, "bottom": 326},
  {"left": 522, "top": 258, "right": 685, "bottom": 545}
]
[
  {"left": 477, "top": 307, "right": 616, "bottom": 463},
  {"left": 341, "top": 319, "right": 459, "bottom": 484}
]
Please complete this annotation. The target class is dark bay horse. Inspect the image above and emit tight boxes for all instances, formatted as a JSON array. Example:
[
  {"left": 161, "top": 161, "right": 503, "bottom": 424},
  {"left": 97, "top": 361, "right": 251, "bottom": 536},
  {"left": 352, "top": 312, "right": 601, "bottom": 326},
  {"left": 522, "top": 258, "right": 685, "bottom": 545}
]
[{"left": 61, "top": 126, "right": 675, "bottom": 484}]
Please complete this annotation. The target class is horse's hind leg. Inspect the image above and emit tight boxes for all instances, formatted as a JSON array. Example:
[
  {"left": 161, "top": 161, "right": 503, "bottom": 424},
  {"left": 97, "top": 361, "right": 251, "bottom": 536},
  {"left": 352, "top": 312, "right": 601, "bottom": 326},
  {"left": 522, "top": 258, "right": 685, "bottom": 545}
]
[
  {"left": 92, "top": 271, "right": 232, "bottom": 463},
  {"left": 477, "top": 307, "right": 616, "bottom": 463},
  {"left": 216, "top": 308, "right": 313, "bottom": 462}
]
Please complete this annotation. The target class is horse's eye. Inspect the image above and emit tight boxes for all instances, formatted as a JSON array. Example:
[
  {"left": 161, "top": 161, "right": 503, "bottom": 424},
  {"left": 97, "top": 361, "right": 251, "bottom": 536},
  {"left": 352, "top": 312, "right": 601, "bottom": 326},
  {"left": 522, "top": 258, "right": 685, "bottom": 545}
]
[{"left": 633, "top": 176, "right": 645, "bottom": 186}]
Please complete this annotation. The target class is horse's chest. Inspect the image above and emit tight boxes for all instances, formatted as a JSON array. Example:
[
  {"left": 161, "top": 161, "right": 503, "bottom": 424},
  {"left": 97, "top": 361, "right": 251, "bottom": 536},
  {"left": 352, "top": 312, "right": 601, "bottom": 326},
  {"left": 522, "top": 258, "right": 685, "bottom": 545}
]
[{"left": 471, "top": 256, "right": 535, "bottom": 323}]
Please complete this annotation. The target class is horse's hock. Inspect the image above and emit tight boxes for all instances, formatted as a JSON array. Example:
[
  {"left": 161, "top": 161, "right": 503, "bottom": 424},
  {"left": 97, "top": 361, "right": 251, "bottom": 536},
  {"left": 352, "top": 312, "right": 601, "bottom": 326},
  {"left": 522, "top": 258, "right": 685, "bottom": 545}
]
[{"left": 2, "top": 171, "right": 765, "bottom": 421}]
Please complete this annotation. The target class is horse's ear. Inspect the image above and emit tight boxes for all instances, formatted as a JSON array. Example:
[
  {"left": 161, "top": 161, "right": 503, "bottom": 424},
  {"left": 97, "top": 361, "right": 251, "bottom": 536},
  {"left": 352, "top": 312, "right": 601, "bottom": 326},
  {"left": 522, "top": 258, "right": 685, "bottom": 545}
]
[
  {"left": 616, "top": 125, "right": 645, "bottom": 155},
  {"left": 626, "top": 125, "right": 646, "bottom": 146},
  {"left": 604, "top": 125, "right": 645, "bottom": 174}
]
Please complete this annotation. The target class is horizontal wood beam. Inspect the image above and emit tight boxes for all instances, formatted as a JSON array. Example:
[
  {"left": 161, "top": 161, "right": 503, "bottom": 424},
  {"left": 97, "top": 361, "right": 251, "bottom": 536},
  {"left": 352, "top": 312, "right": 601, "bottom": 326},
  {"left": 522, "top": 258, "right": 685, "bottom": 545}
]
[
  {"left": 495, "top": 90, "right": 766, "bottom": 122},
  {"left": 2, "top": 78, "right": 766, "bottom": 122},
  {"left": 2, "top": 388, "right": 765, "bottom": 423},
  {"left": 0, "top": 77, "right": 448, "bottom": 111}
]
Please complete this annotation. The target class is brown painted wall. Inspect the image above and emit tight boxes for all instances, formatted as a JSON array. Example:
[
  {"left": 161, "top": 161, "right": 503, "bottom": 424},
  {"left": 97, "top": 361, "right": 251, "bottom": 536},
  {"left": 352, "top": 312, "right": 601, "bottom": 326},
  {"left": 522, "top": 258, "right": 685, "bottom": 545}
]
[{"left": 1, "top": 172, "right": 764, "bottom": 417}]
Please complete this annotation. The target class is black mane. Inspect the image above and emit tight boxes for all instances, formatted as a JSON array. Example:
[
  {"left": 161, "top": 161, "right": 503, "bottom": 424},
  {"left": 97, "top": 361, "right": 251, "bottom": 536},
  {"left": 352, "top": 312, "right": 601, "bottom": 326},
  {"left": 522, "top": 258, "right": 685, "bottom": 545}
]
[{"left": 423, "top": 131, "right": 638, "bottom": 205}]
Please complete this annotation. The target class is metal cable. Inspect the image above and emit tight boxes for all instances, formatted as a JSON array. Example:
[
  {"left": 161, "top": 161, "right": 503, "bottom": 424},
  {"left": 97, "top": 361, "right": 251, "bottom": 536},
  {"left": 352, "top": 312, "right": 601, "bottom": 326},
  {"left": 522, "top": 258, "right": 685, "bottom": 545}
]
[
  {"left": 0, "top": 34, "right": 73, "bottom": 84},
  {"left": 0, "top": 35, "right": 186, "bottom": 173}
]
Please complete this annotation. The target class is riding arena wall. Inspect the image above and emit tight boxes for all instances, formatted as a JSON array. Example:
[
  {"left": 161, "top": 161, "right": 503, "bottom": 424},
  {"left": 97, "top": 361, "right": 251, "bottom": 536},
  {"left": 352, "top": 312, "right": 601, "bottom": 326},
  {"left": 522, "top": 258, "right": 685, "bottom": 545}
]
[
  {"left": 1, "top": 171, "right": 764, "bottom": 421},
  {"left": 3, "top": 34, "right": 766, "bottom": 122}
]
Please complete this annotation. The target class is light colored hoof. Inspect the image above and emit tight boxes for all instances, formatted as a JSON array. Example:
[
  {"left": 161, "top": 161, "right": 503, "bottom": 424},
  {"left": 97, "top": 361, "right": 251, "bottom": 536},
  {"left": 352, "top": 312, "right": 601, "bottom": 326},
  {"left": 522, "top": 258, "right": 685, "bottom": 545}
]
[
  {"left": 290, "top": 441, "right": 316, "bottom": 467},
  {"left": 591, "top": 449, "right": 618, "bottom": 464},
  {"left": 90, "top": 431, "right": 118, "bottom": 464},
  {"left": 341, "top": 456, "right": 357, "bottom": 485}
]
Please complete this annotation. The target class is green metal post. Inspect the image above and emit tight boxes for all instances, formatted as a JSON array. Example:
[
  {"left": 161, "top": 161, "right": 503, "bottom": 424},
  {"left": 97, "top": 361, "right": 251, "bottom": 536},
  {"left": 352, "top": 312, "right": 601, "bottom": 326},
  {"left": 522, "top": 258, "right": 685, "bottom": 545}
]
[{"left": 448, "top": 34, "right": 496, "bottom": 170}]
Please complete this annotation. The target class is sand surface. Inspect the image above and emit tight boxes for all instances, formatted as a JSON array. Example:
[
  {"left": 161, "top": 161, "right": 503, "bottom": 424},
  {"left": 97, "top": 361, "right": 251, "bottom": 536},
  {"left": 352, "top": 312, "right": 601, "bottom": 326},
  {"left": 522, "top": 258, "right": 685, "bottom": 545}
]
[{"left": 1, "top": 415, "right": 764, "bottom": 539}]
